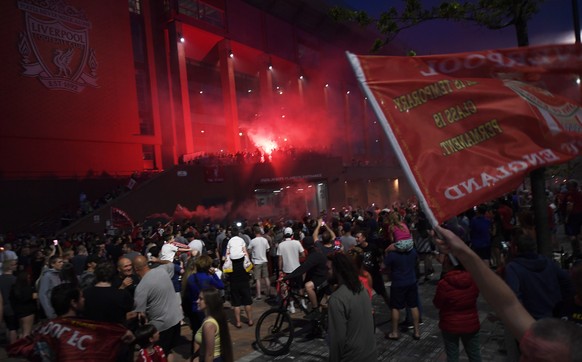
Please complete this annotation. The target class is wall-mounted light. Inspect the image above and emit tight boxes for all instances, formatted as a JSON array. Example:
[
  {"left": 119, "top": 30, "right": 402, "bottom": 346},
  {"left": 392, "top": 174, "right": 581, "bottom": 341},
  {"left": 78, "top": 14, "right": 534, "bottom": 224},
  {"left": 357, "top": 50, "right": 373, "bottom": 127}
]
[
  {"left": 346, "top": 91, "right": 350, "bottom": 94},
  {"left": 178, "top": 33, "right": 185, "bottom": 43},
  {"left": 268, "top": 63, "right": 273, "bottom": 70},
  {"left": 229, "top": 49, "right": 234, "bottom": 58},
  {"left": 299, "top": 75, "right": 304, "bottom": 80},
  {"left": 325, "top": 83, "right": 329, "bottom": 88}
]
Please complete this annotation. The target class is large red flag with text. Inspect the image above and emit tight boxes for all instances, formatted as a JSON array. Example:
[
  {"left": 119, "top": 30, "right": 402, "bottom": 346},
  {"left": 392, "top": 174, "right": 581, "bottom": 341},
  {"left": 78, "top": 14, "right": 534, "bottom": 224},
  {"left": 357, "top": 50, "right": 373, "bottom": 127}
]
[{"left": 348, "top": 43, "right": 582, "bottom": 225}]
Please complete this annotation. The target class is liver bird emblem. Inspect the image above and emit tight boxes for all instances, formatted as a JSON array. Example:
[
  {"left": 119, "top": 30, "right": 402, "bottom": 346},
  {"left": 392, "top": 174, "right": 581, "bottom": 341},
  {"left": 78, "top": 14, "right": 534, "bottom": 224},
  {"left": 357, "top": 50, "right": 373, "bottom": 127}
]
[{"left": 53, "top": 48, "right": 74, "bottom": 77}]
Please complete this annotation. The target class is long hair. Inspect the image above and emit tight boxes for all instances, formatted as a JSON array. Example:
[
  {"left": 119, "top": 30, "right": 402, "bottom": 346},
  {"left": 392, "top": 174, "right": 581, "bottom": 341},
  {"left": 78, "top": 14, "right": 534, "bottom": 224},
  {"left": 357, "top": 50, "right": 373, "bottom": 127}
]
[
  {"left": 202, "top": 287, "right": 233, "bottom": 362},
  {"left": 329, "top": 252, "right": 362, "bottom": 294},
  {"left": 388, "top": 212, "right": 405, "bottom": 230},
  {"left": 181, "top": 257, "right": 197, "bottom": 294}
]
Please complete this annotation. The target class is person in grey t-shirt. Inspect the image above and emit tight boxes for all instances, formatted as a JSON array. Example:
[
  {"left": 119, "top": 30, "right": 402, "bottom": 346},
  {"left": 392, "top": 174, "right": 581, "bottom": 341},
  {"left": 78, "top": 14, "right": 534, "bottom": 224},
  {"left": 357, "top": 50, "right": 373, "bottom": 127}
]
[{"left": 133, "top": 256, "right": 183, "bottom": 357}]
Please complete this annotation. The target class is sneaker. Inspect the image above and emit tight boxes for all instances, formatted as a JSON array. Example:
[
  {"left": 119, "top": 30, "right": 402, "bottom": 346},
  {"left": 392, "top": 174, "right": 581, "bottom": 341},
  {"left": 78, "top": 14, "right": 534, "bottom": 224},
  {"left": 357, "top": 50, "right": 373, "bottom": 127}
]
[
  {"left": 288, "top": 305, "right": 296, "bottom": 314},
  {"left": 300, "top": 299, "right": 308, "bottom": 310},
  {"left": 255, "top": 296, "right": 262, "bottom": 301}
]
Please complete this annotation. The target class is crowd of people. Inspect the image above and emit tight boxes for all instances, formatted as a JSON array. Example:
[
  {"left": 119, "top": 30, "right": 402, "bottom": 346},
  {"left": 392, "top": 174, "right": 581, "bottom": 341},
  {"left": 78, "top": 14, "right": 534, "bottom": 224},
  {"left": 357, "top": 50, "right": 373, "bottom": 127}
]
[{"left": 0, "top": 181, "right": 581, "bottom": 361}]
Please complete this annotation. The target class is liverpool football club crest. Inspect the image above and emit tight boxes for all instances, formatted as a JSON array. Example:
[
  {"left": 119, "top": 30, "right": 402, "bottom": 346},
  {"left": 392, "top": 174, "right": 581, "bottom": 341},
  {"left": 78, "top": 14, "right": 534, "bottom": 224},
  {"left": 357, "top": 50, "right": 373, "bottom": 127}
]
[{"left": 18, "top": 0, "right": 98, "bottom": 93}]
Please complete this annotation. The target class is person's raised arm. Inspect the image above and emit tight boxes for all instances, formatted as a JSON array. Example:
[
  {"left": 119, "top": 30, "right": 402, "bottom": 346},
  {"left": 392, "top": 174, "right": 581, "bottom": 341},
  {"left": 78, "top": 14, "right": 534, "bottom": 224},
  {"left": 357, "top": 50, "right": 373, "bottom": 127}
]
[
  {"left": 324, "top": 224, "right": 336, "bottom": 240},
  {"left": 433, "top": 225, "right": 534, "bottom": 340},
  {"left": 313, "top": 219, "right": 322, "bottom": 240}
]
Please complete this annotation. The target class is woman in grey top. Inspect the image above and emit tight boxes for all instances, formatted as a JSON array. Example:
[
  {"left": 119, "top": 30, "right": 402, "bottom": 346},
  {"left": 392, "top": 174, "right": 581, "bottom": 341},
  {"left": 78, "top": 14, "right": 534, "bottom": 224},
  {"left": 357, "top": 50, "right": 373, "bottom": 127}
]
[{"left": 327, "top": 252, "right": 377, "bottom": 362}]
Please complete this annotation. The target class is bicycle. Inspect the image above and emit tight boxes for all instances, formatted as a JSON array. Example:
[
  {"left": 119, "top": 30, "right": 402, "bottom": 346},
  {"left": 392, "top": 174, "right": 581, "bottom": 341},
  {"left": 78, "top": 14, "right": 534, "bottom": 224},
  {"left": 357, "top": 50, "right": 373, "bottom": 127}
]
[{"left": 254, "top": 274, "right": 328, "bottom": 356}]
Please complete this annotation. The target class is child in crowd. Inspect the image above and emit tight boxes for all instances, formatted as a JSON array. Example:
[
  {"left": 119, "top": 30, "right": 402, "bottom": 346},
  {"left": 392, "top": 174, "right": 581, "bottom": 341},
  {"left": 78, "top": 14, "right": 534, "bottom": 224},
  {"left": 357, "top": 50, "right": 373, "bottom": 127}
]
[{"left": 135, "top": 324, "right": 168, "bottom": 362}]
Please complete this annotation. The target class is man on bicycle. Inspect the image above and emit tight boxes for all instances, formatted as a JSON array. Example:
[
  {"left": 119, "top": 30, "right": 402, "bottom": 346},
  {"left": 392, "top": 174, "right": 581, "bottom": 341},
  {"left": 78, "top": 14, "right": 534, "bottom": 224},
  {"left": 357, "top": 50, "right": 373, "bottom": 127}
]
[{"left": 283, "top": 236, "right": 329, "bottom": 319}]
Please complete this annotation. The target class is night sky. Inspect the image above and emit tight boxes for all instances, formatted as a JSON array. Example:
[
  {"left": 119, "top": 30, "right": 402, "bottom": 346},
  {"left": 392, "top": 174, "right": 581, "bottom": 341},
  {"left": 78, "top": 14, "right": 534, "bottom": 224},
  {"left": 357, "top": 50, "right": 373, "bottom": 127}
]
[{"left": 334, "top": 0, "right": 580, "bottom": 55}]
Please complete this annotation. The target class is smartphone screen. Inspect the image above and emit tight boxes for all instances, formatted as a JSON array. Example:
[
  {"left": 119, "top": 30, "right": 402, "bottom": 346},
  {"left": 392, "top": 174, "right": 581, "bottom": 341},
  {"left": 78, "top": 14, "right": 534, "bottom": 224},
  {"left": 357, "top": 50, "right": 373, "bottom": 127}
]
[{"left": 53, "top": 239, "right": 58, "bottom": 245}]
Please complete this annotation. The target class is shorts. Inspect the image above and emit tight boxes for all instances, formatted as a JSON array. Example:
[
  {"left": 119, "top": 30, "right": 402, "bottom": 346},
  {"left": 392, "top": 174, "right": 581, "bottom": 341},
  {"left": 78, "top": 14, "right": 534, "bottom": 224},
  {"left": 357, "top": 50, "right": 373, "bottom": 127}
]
[
  {"left": 158, "top": 322, "right": 181, "bottom": 355},
  {"left": 472, "top": 246, "right": 491, "bottom": 260},
  {"left": 252, "top": 262, "right": 269, "bottom": 280},
  {"left": 389, "top": 284, "right": 418, "bottom": 310},
  {"left": 230, "top": 281, "right": 253, "bottom": 307}
]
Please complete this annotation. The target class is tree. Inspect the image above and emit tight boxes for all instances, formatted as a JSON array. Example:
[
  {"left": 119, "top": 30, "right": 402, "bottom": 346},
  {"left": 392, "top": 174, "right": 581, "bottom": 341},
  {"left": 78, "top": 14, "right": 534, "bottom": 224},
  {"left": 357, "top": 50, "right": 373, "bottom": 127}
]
[{"left": 330, "top": 0, "right": 545, "bottom": 51}]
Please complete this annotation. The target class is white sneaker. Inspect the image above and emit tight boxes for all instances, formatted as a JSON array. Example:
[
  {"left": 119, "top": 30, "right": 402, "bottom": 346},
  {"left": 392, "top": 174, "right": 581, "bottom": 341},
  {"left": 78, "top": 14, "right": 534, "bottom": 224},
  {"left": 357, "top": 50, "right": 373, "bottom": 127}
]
[
  {"left": 288, "top": 305, "right": 296, "bottom": 314},
  {"left": 300, "top": 299, "right": 308, "bottom": 310}
]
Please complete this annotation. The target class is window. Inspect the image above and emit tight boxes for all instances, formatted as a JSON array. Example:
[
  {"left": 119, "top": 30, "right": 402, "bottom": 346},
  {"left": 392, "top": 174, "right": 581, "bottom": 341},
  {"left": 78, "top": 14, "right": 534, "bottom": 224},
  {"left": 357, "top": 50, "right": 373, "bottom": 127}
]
[
  {"left": 178, "top": 0, "right": 225, "bottom": 29},
  {"left": 142, "top": 145, "right": 156, "bottom": 169}
]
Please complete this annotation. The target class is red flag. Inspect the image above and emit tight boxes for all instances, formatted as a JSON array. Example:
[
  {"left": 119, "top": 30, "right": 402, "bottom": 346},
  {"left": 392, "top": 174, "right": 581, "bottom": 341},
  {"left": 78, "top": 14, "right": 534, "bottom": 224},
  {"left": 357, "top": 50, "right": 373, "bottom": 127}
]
[
  {"left": 111, "top": 206, "right": 134, "bottom": 229},
  {"left": 348, "top": 43, "right": 582, "bottom": 225},
  {"left": 7, "top": 317, "right": 128, "bottom": 361}
]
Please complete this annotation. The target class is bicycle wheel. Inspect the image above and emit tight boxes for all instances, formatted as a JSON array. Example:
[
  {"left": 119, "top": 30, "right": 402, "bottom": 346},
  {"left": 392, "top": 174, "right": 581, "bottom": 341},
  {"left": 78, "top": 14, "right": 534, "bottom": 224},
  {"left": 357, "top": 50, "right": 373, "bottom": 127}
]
[{"left": 255, "top": 308, "right": 294, "bottom": 356}]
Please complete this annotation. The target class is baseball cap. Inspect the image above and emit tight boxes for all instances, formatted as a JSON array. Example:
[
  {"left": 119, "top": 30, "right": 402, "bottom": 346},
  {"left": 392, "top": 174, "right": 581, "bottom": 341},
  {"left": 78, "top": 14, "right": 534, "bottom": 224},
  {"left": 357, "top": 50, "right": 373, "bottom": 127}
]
[{"left": 284, "top": 227, "right": 293, "bottom": 236}]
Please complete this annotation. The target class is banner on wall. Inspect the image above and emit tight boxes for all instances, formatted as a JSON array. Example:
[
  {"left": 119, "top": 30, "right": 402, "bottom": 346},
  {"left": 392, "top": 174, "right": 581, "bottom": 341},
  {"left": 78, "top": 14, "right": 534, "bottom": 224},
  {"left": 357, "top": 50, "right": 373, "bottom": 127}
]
[{"left": 347, "top": 43, "right": 582, "bottom": 225}]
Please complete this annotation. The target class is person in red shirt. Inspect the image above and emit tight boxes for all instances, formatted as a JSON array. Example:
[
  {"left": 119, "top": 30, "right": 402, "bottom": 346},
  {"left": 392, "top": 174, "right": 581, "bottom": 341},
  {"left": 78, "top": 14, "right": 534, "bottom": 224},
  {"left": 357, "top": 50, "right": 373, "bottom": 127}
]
[
  {"left": 135, "top": 324, "right": 167, "bottom": 362},
  {"left": 433, "top": 255, "right": 481, "bottom": 362}
]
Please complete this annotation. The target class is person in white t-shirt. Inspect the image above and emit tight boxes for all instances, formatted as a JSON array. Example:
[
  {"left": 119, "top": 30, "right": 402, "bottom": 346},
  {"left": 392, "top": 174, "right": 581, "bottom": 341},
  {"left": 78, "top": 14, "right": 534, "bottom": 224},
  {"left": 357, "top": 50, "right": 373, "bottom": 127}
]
[
  {"left": 277, "top": 227, "right": 304, "bottom": 313},
  {"left": 248, "top": 226, "right": 271, "bottom": 299},
  {"left": 160, "top": 234, "right": 195, "bottom": 261},
  {"left": 225, "top": 232, "right": 247, "bottom": 260},
  {"left": 277, "top": 227, "right": 304, "bottom": 274}
]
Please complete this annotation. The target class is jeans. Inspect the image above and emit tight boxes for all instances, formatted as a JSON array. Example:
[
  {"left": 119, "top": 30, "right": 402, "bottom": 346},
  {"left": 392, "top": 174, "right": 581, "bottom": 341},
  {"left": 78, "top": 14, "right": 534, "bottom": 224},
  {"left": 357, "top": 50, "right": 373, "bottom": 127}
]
[{"left": 442, "top": 331, "right": 482, "bottom": 362}]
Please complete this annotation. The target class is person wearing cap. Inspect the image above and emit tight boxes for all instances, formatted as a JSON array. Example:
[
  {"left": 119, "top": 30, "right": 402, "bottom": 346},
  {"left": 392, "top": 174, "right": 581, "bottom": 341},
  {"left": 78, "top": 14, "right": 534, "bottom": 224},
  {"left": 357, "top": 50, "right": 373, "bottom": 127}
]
[
  {"left": 277, "top": 227, "right": 305, "bottom": 313},
  {"left": 283, "top": 236, "right": 328, "bottom": 318},
  {"left": 277, "top": 227, "right": 305, "bottom": 275}
]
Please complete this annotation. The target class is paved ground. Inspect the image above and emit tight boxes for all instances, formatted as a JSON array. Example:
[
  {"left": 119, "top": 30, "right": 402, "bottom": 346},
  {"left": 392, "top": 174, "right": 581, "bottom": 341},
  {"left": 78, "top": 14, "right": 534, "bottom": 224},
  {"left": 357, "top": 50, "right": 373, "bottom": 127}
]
[
  {"left": 235, "top": 267, "right": 507, "bottom": 362},
  {"left": 0, "top": 231, "right": 573, "bottom": 361}
]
